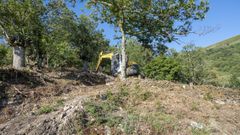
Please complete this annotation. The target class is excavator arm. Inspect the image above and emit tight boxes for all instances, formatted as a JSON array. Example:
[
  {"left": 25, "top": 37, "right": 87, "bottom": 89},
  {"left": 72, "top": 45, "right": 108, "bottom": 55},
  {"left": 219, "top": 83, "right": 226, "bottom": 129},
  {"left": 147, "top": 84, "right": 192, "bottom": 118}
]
[{"left": 95, "top": 51, "right": 114, "bottom": 71}]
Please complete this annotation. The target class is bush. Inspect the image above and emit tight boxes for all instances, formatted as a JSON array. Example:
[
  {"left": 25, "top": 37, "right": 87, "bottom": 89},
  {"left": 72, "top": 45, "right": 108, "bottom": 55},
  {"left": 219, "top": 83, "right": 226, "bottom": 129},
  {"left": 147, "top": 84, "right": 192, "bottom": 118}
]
[
  {"left": 0, "top": 45, "right": 12, "bottom": 66},
  {"left": 229, "top": 74, "right": 240, "bottom": 88},
  {"left": 178, "top": 44, "right": 207, "bottom": 84},
  {"left": 143, "top": 56, "right": 181, "bottom": 81},
  {"left": 38, "top": 105, "right": 55, "bottom": 114},
  {"left": 126, "top": 39, "right": 153, "bottom": 68}
]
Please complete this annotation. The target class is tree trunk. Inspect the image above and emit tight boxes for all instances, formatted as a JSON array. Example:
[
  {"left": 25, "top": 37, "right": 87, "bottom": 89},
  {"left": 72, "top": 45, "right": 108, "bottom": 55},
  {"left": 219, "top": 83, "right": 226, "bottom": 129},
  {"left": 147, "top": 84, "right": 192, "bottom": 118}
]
[
  {"left": 119, "top": 24, "right": 127, "bottom": 80},
  {"left": 13, "top": 46, "right": 25, "bottom": 70},
  {"left": 83, "top": 61, "right": 89, "bottom": 72}
]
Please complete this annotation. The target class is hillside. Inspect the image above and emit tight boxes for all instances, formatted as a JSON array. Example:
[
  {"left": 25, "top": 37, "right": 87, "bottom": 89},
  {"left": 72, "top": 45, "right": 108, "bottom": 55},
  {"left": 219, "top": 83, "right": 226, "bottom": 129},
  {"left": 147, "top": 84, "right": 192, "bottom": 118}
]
[
  {"left": 202, "top": 35, "right": 240, "bottom": 86},
  {"left": 0, "top": 69, "right": 239, "bottom": 135}
]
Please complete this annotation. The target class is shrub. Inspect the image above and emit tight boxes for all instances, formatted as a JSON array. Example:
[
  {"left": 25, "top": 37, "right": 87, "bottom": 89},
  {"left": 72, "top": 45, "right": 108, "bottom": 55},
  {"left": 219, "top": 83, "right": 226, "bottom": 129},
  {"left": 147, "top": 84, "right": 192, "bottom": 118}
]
[
  {"left": 178, "top": 44, "right": 207, "bottom": 84},
  {"left": 229, "top": 74, "right": 240, "bottom": 89},
  {"left": 143, "top": 56, "right": 181, "bottom": 81},
  {"left": 0, "top": 45, "right": 12, "bottom": 66},
  {"left": 203, "top": 92, "right": 213, "bottom": 101},
  {"left": 38, "top": 105, "right": 55, "bottom": 114}
]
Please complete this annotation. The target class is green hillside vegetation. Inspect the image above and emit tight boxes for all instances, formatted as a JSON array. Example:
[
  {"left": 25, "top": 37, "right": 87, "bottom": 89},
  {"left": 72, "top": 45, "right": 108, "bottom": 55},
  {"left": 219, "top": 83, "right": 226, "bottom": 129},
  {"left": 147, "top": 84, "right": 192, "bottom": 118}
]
[
  {"left": 207, "top": 35, "right": 240, "bottom": 49},
  {"left": 202, "top": 35, "right": 240, "bottom": 86}
]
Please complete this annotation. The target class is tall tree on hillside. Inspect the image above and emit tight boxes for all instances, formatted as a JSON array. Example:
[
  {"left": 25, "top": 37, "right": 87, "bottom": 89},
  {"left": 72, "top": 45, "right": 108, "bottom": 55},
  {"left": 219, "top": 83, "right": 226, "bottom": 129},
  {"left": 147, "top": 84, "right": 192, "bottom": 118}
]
[
  {"left": 179, "top": 44, "right": 206, "bottom": 84},
  {"left": 71, "top": 15, "right": 109, "bottom": 71},
  {"left": 0, "top": 0, "right": 45, "bottom": 69},
  {"left": 87, "top": 0, "right": 209, "bottom": 80},
  {"left": 40, "top": 0, "right": 79, "bottom": 68}
]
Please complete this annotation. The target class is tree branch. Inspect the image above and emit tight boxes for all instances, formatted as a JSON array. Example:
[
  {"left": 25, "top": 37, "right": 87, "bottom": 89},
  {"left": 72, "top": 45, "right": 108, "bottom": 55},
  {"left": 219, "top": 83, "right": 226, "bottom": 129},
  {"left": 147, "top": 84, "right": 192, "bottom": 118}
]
[
  {"left": 91, "top": 0, "right": 113, "bottom": 7},
  {"left": 0, "top": 21, "right": 10, "bottom": 40}
]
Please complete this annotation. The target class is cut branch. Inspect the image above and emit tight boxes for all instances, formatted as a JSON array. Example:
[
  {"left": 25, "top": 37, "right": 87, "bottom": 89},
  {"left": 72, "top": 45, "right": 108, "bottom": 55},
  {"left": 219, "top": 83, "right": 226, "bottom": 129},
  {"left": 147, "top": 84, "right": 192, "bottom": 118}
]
[
  {"left": 0, "top": 22, "right": 10, "bottom": 40},
  {"left": 91, "top": 0, "right": 113, "bottom": 7}
]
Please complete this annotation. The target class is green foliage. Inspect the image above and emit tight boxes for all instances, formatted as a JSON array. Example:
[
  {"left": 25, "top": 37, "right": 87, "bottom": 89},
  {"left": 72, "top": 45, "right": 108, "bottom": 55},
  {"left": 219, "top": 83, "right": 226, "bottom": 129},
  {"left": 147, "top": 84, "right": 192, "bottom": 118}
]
[
  {"left": 88, "top": 0, "right": 209, "bottom": 51},
  {"left": 72, "top": 15, "right": 109, "bottom": 69},
  {"left": 0, "top": 0, "right": 109, "bottom": 69},
  {"left": 38, "top": 105, "right": 54, "bottom": 114},
  {"left": 121, "top": 113, "right": 140, "bottom": 134},
  {"left": 203, "top": 38, "right": 240, "bottom": 86},
  {"left": 0, "top": 45, "right": 12, "bottom": 66},
  {"left": 207, "top": 35, "right": 240, "bottom": 49},
  {"left": 138, "top": 91, "right": 153, "bottom": 101},
  {"left": 178, "top": 44, "right": 207, "bottom": 84},
  {"left": 83, "top": 90, "right": 128, "bottom": 126},
  {"left": 88, "top": 0, "right": 208, "bottom": 78},
  {"left": 42, "top": 12, "right": 109, "bottom": 69},
  {"left": 144, "top": 112, "right": 175, "bottom": 134},
  {"left": 0, "top": 0, "right": 45, "bottom": 47},
  {"left": 203, "top": 92, "right": 213, "bottom": 101},
  {"left": 228, "top": 74, "right": 240, "bottom": 89},
  {"left": 126, "top": 39, "right": 153, "bottom": 68},
  {"left": 46, "top": 42, "right": 81, "bottom": 68},
  {"left": 37, "top": 99, "right": 65, "bottom": 115},
  {"left": 82, "top": 87, "right": 177, "bottom": 134},
  {"left": 190, "top": 102, "right": 200, "bottom": 111},
  {"left": 144, "top": 56, "right": 181, "bottom": 81},
  {"left": 191, "top": 128, "right": 210, "bottom": 135}
]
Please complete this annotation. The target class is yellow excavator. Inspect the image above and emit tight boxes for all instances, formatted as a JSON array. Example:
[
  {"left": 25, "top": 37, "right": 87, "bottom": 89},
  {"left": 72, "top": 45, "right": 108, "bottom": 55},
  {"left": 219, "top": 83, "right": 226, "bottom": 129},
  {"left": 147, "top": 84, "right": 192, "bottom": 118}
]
[{"left": 96, "top": 51, "right": 140, "bottom": 76}]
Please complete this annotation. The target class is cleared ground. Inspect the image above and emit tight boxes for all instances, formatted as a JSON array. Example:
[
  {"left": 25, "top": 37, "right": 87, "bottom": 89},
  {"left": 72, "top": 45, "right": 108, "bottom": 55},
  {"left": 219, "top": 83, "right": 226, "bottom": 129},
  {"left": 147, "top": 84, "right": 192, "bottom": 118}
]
[{"left": 0, "top": 69, "right": 239, "bottom": 135}]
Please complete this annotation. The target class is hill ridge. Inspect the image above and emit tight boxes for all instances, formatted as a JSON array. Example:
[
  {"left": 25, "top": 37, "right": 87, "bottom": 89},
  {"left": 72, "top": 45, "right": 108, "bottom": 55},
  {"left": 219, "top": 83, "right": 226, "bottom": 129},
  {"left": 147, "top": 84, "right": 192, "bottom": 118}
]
[{"left": 207, "top": 34, "right": 240, "bottom": 49}]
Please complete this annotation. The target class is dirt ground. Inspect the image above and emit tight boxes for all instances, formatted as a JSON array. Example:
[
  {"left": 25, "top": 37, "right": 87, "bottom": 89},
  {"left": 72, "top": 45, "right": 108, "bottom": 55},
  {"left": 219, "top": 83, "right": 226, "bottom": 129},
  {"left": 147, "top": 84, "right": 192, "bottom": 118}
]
[{"left": 0, "top": 69, "right": 239, "bottom": 135}]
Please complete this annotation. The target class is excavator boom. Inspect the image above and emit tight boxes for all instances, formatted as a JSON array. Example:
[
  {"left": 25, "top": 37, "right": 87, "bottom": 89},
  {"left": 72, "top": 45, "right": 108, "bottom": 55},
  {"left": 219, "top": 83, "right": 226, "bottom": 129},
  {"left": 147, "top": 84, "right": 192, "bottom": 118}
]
[
  {"left": 96, "top": 51, "right": 140, "bottom": 76},
  {"left": 95, "top": 51, "right": 114, "bottom": 71}
]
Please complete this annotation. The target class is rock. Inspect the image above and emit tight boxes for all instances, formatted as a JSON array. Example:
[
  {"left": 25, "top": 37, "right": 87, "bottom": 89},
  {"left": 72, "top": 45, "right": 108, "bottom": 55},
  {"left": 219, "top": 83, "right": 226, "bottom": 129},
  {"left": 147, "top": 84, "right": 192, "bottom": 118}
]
[
  {"left": 105, "top": 126, "right": 111, "bottom": 135},
  {"left": 215, "top": 100, "right": 225, "bottom": 105},
  {"left": 190, "top": 121, "right": 204, "bottom": 129}
]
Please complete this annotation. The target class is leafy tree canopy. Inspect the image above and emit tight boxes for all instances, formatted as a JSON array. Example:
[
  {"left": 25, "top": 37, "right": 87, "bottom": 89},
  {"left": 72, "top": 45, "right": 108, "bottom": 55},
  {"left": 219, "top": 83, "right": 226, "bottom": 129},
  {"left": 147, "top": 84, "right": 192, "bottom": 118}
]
[{"left": 87, "top": 0, "right": 209, "bottom": 51}]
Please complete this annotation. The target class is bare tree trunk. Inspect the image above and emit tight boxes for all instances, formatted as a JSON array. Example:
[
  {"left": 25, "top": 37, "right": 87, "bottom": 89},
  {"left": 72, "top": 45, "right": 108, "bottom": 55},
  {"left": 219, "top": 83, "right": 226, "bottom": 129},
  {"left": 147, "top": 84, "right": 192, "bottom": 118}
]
[
  {"left": 119, "top": 24, "right": 127, "bottom": 80},
  {"left": 13, "top": 46, "right": 25, "bottom": 70},
  {"left": 83, "top": 61, "right": 89, "bottom": 72}
]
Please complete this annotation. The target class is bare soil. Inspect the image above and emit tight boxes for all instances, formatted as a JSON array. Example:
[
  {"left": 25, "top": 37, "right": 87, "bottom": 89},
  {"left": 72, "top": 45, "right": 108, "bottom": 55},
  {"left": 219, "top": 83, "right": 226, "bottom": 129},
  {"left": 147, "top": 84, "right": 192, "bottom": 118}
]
[{"left": 0, "top": 69, "right": 239, "bottom": 135}]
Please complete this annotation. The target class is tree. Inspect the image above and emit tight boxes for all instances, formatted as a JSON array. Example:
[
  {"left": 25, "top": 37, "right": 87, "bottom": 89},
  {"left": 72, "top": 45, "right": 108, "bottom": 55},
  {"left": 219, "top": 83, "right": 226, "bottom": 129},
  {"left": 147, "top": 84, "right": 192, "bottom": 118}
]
[
  {"left": 39, "top": 0, "right": 80, "bottom": 68},
  {"left": 126, "top": 38, "right": 153, "bottom": 68},
  {"left": 178, "top": 44, "right": 206, "bottom": 84},
  {"left": 40, "top": 2, "right": 109, "bottom": 69},
  {"left": 0, "top": 0, "right": 45, "bottom": 69},
  {"left": 127, "top": 0, "right": 209, "bottom": 52},
  {"left": 0, "top": 44, "right": 12, "bottom": 66},
  {"left": 71, "top": 15, "right": 109, "bottom": 71},
  {"left": 87, "top": 0, "right": 209, "bottom": 80}
]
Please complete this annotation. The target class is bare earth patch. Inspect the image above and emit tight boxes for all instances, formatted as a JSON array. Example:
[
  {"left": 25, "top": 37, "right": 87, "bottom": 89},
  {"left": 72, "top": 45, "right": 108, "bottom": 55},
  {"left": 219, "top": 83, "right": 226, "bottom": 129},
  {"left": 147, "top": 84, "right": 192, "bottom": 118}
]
[{"left": 0, "top": 70, "right": 239, "bottom": 135}]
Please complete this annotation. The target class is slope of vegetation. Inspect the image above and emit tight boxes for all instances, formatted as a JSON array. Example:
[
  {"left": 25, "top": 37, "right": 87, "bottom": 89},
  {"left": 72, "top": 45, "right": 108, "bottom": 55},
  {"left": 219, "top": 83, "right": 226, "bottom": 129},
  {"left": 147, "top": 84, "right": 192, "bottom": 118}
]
[{"left": 202, "top": 35, "right": 240, "bottom": 86}]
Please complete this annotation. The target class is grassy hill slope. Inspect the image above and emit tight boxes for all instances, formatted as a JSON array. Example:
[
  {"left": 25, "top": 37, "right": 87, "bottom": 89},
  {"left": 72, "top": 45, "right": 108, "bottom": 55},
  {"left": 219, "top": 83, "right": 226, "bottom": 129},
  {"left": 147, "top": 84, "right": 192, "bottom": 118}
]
[{"left": 202, "top": 35, "right": 240, "bottom": 86}]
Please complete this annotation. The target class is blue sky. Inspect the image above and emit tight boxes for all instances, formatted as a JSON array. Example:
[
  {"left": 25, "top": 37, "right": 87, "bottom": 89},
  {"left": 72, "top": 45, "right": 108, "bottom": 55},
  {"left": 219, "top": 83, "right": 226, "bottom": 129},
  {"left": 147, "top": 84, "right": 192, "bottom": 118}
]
[{"left": 72, "top": 0, "right": 240, "bottom": 51}]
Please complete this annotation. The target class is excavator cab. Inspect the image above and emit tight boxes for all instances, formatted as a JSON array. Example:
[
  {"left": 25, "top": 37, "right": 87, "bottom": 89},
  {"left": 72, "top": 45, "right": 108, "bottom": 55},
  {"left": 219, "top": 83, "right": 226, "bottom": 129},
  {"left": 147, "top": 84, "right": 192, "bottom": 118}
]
[{"left": 96, "top": 51, "right": 139, "bottom": 76}]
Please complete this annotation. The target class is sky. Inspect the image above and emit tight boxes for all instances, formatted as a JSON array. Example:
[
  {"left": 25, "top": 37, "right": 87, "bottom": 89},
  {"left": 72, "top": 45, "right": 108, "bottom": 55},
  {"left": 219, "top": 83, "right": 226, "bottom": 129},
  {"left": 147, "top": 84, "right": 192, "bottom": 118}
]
[{"left": 72, "top": 0, "right": 240, "bottom": 51}]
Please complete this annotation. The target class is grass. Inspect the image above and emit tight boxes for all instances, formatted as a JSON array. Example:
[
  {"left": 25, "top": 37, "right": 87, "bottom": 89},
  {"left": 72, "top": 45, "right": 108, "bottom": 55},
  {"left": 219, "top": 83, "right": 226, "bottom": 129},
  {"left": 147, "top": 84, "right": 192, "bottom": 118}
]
[
  {"left": 207, "top": 35, "right": 240, "bottom": 49},
  {"left": 37, "top": 99, "right": 65, "bottom": 115},
  {"left": 156, "top": 101, "right": 165, "bottom": 112},
  {"left": 191, "top": 127, "right": 210, "bottom": 135},
  {"left": 203, "top": 92, "right": 213, "bottom": 101},
  {"left": 202, "top": 35, "right": 240, "bottom": 87},
  {"left": 38, "top": 105, "right": 55, "bottom": 114},
  {"left": 138, "top": 91, "right": 152, "bottom": 101},
  {"left": 80, "top": 85, "right": 177, "bottom": 134},
  {"left": 144, "top": 112, "right": 176, "bottom": 134},
  {"left": 191, "top": 102, "right": 200, "bottom": 111}
]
